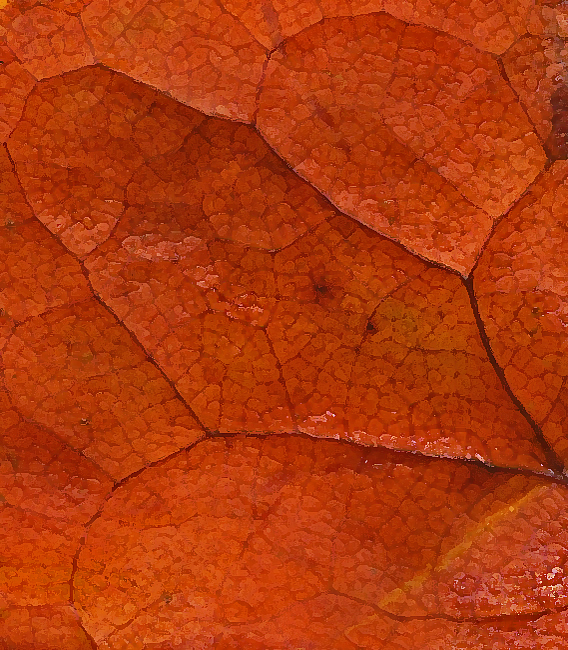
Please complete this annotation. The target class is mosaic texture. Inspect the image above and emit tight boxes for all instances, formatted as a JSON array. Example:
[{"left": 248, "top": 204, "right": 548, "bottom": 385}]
[{"left": 1, "top": 0, "right": 568, "bottom": 647}]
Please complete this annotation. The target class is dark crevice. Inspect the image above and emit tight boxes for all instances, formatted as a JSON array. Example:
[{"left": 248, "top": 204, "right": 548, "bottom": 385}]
[
  {"left": 71, "top": 592, "right": 99, "bottom": 650},
  {"left": 251, "top": 49, "right": 274, "bottom": 126},
  {"left": 9, "top": 409, "right": 116, "bottom": 485},
  {"left": 3, "top": 67, "right": 35, "bottom": 135},
  {"left": 1, "top": 145, "right": 120, "bottom": 484},
  {"left": 69, "top": 488, "right": 118, "bottom": 603},
  {"left": 263, "top": 331, "right": 300, "bottom": 434},
  {"left": 85, "top": 281, "right": 209, "bottom": 435},
  {"left": 546, "top": 82, "right": 568, "bottom": 161},
  {"left": 467, "top": 162, "right": 552, "bottom": 278},
  {"left": 3, "top": 141, "right": 209, "bottom": 441},
  {"left": 109, "top": 434, "right": 207, "bottom": 495},
  {"left": 82, "top": 0, "right": 153, "bottom": 64},
  {"left": 271, "top": 10, "right": 487, "bottom": 58},
  {"left": 252, "top": 130, "right": 478, "bottom": 282},
  {"left": 96, "top": 62, "right": 253, "bottom": 125},
  {"left": 67, "top": 435, "right": 210, "bottom": 617},
  {"left": 9, "top": 295, "right": 92, "bottom": 328},
  {"left": 250, "top": 124, "right": 465, "bottom": 278},
  {"left": 268, "top": 213, "right": 334, "bottom": 255},
  {"left": 81, "top": 620, "right": 99, "bottom": 650},
  {"left": 463, "top": 275, "right": 565, "bottom": 477},
  {"left": 74, "top": 609, "right": 100, "bottom": 649},
  {"left": 495, "top": 54, "right": 548, "bottom": 154},
  {"left": 541, "top": 376, "right": 568, "bottom": 437},
  {"left": 78, "top": 12, "right": 97, "bottom": 60},
  {"left": 108, "top": 430, "right": 568, "bottom": 503},
  {"left": 18, "top": 170, "right": 207, "bottom": 430},
  {"left": 499, "top": 25, "right": 568, "bottom": 164},
  {"left": 372, "top": 605, "right": 568, "bottom": 625},
  {"left": 213, "top": 0, "right": 272, "bottom": 53}
]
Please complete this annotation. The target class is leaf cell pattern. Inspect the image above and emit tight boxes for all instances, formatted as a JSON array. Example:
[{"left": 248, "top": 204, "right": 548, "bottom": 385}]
[{"left": 0, "top": 0, "right": 567, "bottom": 648}]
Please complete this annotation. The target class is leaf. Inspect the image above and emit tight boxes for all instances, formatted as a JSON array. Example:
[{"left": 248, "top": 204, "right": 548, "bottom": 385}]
[
  {"left": 75, "top": 435, "right": 568, "bottom": 647},
  {"left": 1, "top": 1, "right": 567, "bottom": 647},
  {"left": 256, "top": 14, "right": 545, "bottom": 272}
]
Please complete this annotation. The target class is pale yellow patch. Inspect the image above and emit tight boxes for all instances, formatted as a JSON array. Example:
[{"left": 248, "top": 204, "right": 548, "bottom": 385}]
[
  {"left": 378, "top": 482, "right": 547, "bottom": 609},
  {"left": 344, "top": 481, "right": 549, "bottom": 641}
]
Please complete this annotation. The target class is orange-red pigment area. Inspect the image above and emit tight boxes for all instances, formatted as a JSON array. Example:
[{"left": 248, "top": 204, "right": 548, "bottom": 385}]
[{"left": 0, "top": 1, "right": 568, "bottom": 648}]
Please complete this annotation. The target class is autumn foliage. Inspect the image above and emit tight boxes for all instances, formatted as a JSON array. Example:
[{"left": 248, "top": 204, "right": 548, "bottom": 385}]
[{"left": 0, "top": 0, "right": 567, "bottom": 647}]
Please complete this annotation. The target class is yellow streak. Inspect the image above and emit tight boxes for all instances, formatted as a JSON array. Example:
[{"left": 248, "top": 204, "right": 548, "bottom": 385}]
[
  {"left": 377, "top": 482, "right": 547, "bottom": 610},
  {"left": 0, "top": 1, "right": 7, "bottom": 8}
]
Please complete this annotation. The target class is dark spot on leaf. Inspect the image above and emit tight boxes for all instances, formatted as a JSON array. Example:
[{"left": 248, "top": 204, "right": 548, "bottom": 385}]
[
  {"left": 7, "top": 452, "right": 18, "bottom": 471},
  {"left": 545, "top": 83, "right": 568, "bottom": 161}
]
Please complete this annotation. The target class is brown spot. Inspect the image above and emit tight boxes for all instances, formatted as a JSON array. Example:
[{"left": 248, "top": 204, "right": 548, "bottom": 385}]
[{"left": 546, "top": 83, "right": 568, "bottom": 160}]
